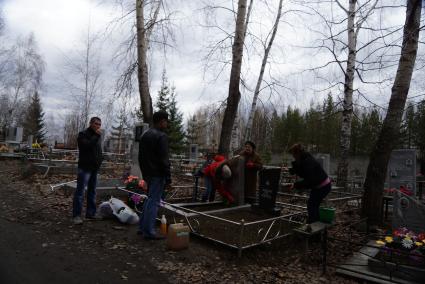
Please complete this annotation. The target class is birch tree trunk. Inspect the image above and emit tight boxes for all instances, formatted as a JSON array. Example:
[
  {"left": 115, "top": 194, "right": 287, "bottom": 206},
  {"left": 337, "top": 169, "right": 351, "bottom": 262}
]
[
  {"left": 218, "top": 0, "right": 248, "bottom": 156},
  {"left": 136, "top": 0, "right": 153, "bottom": 126},
  {"left": 244, "top": 0, "right": 283, "bottom": 142},
  {"left": 336, "top": 0, "right": 378, "bottom": 188},
  {"left": 361, "top": 0, "right": 422, "bottom": 226},
  {"left": 336, "top": 0, "right": 357, "bottom": 188}
]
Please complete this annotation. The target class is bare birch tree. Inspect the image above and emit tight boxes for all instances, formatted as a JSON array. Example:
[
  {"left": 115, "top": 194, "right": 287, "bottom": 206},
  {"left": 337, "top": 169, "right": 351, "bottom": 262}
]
[
  {"left": 136, "top": 0, "right": 160, "bottom": 126},
  {"left": 336, "top": 0, "right": 378, "bottom": 188},
  {"left": 301, "top": 0, "right": 402, "bottom": 187},
  {"left": 60, "top": 24, "right": 103, "bottom": 131},
  {"left": 244, "top": 0, "right": 284, "bottom": 141},
  {"left": 111, "top": 0, "right": 173, "bottom": 126},
  {"left": 218, "top": 0, "right": 248, "bottom": 156},
  {"left": 0, "top": 33, "right": 44, "bottom": 131},
  {"left": 362, "top": 0, "right": 422, "bottom": 226}
]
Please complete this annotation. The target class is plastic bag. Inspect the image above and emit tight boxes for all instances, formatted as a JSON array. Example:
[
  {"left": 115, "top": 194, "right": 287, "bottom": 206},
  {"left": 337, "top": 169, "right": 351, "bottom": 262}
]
[{"left": 103, "top": 197, "right": 140, "bottom": 225}]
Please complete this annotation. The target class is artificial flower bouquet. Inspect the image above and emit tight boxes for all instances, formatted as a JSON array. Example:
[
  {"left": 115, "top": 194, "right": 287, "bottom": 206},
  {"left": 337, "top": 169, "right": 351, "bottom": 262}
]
[
  {"left": 123, "top": 175, "right": 147, "bottom": 210},
  {"left": 124, "top": 175, "right": 147, "bottom": 192},
  {"left": 376, "top": 227, "right": 425, "bottom": 266}
]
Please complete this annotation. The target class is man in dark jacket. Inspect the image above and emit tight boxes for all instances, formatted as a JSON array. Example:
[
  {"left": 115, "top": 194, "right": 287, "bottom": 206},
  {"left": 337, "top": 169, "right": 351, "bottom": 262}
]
[
  {"left": 289, "top": 143, "right": 331, "bottom": 225},
  {"left": 72, "top": 117, "right": 103, "bottom": 225},
  {"left": 138, "top": 110, "right": 171, "bottom": 240}
]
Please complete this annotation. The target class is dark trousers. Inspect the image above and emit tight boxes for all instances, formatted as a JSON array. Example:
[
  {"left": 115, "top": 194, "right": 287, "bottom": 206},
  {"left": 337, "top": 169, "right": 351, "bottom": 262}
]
[{"left": 307, "top": 183, "right": 331, "bottom": 224}]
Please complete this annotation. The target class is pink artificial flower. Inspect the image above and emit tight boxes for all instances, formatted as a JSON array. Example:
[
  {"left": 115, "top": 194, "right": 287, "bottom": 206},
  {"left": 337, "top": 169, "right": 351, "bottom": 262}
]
[
  {"left": 131, "top": 194, "right": 142, "bottom": 204},
  {"left": 138, "top": 179, "right": 147, "bottom": 190}
]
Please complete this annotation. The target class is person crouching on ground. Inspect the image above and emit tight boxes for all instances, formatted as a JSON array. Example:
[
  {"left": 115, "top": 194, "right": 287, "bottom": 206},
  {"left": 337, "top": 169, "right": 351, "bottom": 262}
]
[
  {"left": 288, "top": 143, "right": 331, "bottom": 225},
  {"left": 240, "top": 141, "right": 263, "bottom": 204},
  {"left": 72, "top": 116, "right": 103, "bottom": 225},
  {"left": 138, "top": 110, "right": 171, "bottom": 240}
]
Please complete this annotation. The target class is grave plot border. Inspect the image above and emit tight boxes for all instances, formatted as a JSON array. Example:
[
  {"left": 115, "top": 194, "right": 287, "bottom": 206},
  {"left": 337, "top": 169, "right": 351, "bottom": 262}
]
[
  {"left": 276, "top": 190, "right": 362, "bottom": 213},
  {"left": 59, "top": 179, "right": 204, "bottom": 203},
  {"left": 160, "top": 201, "right": 306, "bottom": 257}
]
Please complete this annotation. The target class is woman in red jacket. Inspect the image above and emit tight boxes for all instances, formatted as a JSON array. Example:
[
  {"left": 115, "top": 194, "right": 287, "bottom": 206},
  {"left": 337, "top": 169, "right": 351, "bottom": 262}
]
[{"left": 203, "top": 155, "right": 234, "bottom": 203}]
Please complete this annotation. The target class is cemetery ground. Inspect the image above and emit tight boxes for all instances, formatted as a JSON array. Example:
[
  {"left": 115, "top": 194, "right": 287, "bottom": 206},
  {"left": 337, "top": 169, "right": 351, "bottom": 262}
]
[{"left": 0, "top": 160, "right": 361, "bottom": 284}]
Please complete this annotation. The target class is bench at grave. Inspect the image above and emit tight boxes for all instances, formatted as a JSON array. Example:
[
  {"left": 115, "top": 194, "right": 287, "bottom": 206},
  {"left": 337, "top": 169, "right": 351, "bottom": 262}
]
[{"left": 292, "top": 221, "right": 331, "bottom": 256}]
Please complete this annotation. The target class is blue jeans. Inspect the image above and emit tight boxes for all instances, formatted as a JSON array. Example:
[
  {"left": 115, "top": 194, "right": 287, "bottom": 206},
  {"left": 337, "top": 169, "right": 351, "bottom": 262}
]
[
  {"left": 201, "top": 176, "right": 214, "bottom": 202},
  {"left": 307, "top": 183, "right": 331, "bottom": 223},
  {"left": 139, "top": 176, "right": 165, "bottom": 236},
  {"left": 72, "top": 168, "right": 98, "bottom": 218}
]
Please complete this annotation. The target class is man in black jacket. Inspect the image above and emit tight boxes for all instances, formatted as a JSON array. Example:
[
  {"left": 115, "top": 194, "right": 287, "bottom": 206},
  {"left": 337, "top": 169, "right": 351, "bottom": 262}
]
[
  {"left": 138, "top": 110, "right": 171, "bottom": 239},
  {"left": 72, "top": 117, "right": 103, "bottom": 225}
]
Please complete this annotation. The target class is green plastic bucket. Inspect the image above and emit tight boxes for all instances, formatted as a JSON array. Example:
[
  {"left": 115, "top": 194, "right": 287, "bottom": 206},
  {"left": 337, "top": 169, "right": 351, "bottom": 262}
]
[{"left": 319, "top": 207, "right": 335, "bottom": 223}]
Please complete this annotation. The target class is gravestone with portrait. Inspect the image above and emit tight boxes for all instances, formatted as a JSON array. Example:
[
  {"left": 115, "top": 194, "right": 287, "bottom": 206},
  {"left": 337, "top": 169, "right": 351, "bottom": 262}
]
[
  {"left": 389, "top": 149, "right": 425, "bottom": 232},
  {"left": 387, "top": 149, "right": 416, "bottom": 195},
  {"left": 392, "top": 190, "right": 425, "bottom": 233},
  {"left": 258, "top": 166, "right": 281, "bottom": 215}
]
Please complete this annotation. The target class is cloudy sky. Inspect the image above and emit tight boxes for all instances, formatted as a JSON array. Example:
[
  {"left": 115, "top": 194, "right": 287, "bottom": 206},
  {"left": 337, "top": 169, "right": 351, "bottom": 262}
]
[
  {"left": 1, "top": 0, "right": 421, "bottom": 138},
  {"left": 1, "top": 0, "right": 219, "bottom": 125}
]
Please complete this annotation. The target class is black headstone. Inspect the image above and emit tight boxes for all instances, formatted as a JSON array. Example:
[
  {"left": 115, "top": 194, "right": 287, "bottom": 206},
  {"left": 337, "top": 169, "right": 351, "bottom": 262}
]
[{"left": 258, "top": 167, "right": 281, "bottom": 214}]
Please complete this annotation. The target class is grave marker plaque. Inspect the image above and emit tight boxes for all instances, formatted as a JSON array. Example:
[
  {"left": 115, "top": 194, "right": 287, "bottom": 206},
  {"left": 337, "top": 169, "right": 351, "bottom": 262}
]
[
  {"left": 392, "top": 190, "right": 425, "bottom": 233},
  {"left": 387, "top": 149, "right": 416, "bottom": 195},
  {"left": 258, "top": 167, "right": 281, "bottom": 214}
]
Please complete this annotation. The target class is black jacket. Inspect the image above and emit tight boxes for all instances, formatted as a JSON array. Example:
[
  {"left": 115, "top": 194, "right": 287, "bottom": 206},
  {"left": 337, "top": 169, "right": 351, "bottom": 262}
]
[
  {"left": 77, "top": 127, "right": 103, "bottom": 171},
  {"left": 290, "top": 152, "right": 328, "bottom": 189},
  {"left": 138, "top": 127, "right": 171, "bottom": 183}
]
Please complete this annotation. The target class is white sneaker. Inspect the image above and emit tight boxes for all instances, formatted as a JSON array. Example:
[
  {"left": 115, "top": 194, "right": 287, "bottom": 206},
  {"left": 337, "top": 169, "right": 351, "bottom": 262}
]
[{"left": 73, "top": 216, "right": 83, "bottom": 225}]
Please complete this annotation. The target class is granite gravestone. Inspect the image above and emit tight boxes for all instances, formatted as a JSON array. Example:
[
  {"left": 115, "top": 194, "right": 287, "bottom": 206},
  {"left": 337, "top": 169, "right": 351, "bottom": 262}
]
[
  {"left": 6, "top": 127, "right": 23, "bottom": 142},
  {"left": 189, "top": 144, "right": 198, "bottom": 162},
  {"left": 27, "top": 135, "right": 33, "bottom": 147},
  {"left": 392, "top": 190, "right": 425, "bottom": 233},
  {"left": 387, "top": 149, "right": 416, "bottom": 195},
  {"left": 130, "top": 122, "right": 149, "bottom": 177},
  {"left": 225, "top": 155, "right": 245, "bottom": 205},
  {"left": 258, "top": 167, "right": 281, "bottom": 214}
]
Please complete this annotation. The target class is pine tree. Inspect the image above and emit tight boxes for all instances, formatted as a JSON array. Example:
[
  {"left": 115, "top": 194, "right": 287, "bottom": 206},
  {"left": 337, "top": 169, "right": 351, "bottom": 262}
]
[
  {"left": 321, "top": 94, "right": 340, "bottom": 155},
  {"left": 23, "top": 91, "right": 46, "bottom": 143},
  {"left": 414, "top": 100, "right": 425, "bottom": 155},
  {"left": 349, "top": 109, "right": 361, "bottom": 156},
  {"left": 167, "top": 89, "right": 186, "bottom": 154},
  {"left": 155, "top": 70, "right": 185, "bottom": 154},
  {"left": 156, "top": 70, "right": 170, "bottom": 112},
  {"left": 400, "top": 101, "right": 416, "bottom": 148}
]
